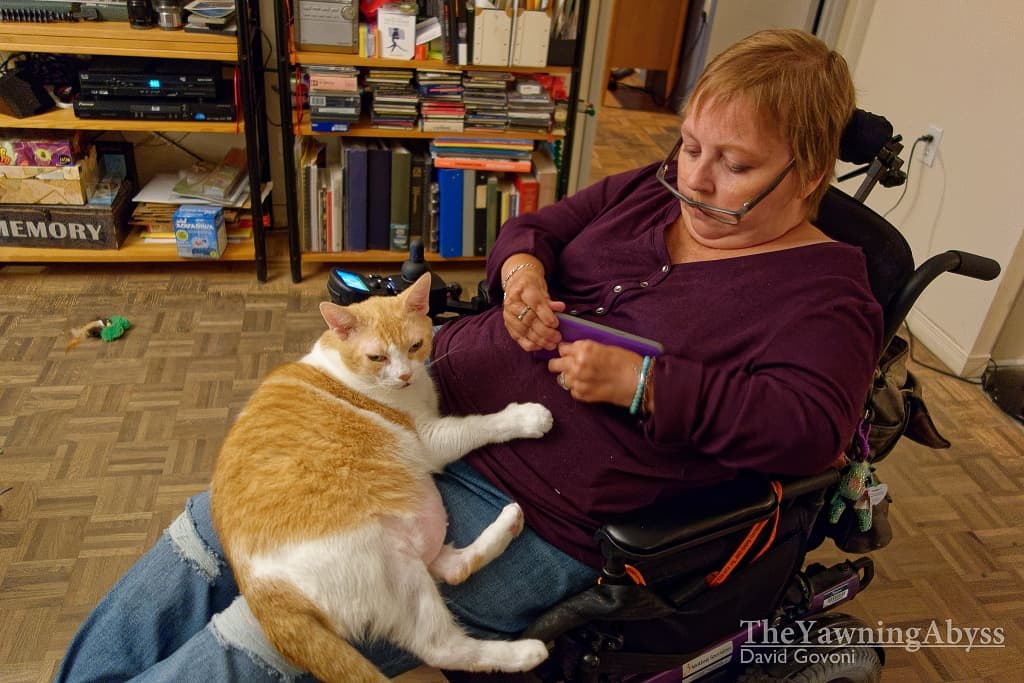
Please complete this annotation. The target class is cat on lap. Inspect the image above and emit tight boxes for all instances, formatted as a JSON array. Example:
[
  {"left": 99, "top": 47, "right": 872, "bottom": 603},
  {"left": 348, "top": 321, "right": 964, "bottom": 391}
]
[{"left": 211, "top": 273, "right": 554, "bottom": 683}]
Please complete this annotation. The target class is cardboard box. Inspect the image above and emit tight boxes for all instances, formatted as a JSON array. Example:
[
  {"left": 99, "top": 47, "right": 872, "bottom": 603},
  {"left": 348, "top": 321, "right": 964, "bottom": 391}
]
[
  {"left": 0, "top": 148, "right": 99, "bottom": 205},
  {"left": 174, "top": 205, "right": 226, "bottom": 259},
  {"left": 377, "top": 3, "right": 418, "bottom": 60},
  {"left": 0, "top": 130, "right": 85, "bottom": 167},
  {"left": 0, "top": 180, "right": 134, "bottom": 250}
]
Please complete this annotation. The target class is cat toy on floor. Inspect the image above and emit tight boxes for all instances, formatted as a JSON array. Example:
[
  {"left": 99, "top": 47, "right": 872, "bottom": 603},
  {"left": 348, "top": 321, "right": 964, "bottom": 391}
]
[{"left": 65, "top": 316, "right": 131, "bottom": 352}]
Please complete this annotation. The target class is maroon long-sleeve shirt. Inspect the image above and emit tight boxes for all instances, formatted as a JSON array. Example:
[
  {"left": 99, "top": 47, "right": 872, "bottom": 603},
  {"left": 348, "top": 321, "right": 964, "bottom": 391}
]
[{"left": 431, "top": 162, "right": 883, "bottom": 567}]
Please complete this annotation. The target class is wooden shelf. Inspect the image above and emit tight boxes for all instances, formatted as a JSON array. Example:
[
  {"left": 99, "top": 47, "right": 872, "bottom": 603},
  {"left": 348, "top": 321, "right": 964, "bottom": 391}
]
[
  {"left": 294, "top": 116, "right": 561, "bottom": 141},
  {"left": 301, "top": 250, "right": 484, "bottom": 265},
  {"left": 292, "top": 51, "right": 572, "bottom": 74},
  {"left": 0, "top": 107, "right": 244, "bottom": 133},
  {"left": 0, "top": 233, "right": 255, "bottom": 263},
  {"left": 0, "top": 22, "right": 238, "bottom": 61}
]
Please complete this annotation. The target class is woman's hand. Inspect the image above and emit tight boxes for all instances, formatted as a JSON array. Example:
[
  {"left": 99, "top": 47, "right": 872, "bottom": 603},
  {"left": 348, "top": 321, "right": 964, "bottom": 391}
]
[
  {"left": 548, "top": 341, "right": 644, "bottom": 408},
  {"left": 501, "top": 257, "right": 565, "bottom": 352}
]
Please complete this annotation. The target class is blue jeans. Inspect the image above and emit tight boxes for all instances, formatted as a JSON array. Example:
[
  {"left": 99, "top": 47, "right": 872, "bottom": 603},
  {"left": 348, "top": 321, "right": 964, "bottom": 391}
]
[{"left": 55, "top": 462, "right": 598, "bottom": 682}]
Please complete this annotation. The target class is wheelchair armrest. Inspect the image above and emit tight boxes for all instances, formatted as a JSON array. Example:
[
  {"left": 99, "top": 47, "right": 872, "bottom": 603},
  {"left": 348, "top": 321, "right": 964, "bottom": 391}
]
[{"left": 596, "top": 469, "right": 840, "bottom": 562}]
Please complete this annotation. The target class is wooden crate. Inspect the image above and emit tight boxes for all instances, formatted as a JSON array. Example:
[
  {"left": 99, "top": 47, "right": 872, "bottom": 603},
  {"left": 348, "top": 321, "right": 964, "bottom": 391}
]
[{"left": 0, "top": 181, "right": 134, "bottom": 250}]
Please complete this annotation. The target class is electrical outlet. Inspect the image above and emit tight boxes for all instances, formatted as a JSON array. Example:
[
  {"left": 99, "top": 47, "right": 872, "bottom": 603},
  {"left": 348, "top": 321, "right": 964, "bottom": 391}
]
[{"left": 920, "top": 124, "right": 943, "bottom": 167}]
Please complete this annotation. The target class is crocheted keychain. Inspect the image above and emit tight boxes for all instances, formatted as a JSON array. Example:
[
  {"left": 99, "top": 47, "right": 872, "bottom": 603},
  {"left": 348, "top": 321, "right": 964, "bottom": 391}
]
[
  {"left": 66, "top": 316, "right": 131, "bottom": 351},
  {"left": 828, "top": 422, "right": 889, "bottom": 532}
]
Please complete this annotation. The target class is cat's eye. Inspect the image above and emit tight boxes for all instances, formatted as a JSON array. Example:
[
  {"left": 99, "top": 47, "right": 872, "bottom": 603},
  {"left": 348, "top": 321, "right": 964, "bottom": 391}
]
[
  {"left": 409, "top": 341, "right": 423, "bottom": 353},
  {"left": 367, "top": 354, "right": 387, "bottom": 363}
]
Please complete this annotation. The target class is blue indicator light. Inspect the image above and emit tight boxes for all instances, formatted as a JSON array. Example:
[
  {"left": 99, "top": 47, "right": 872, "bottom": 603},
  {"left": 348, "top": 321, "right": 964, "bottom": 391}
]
[{"left": 149, "top": 79, "right": 161, "bottom": 88}]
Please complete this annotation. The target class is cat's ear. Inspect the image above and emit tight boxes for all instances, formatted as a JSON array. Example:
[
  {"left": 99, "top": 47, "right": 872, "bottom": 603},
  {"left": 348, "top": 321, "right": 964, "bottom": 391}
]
[
  {"left": 401, "top": 273, "right": 432, "bottom": 316},
  {"left": 319, "top": 302, "right": 359, "bottom": 339}
]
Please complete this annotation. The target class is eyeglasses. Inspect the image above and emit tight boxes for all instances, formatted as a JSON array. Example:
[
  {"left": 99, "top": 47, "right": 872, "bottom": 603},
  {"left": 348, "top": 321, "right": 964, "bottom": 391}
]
[{"left": 656, "top": 137, "right": 796, "bottom": 225}]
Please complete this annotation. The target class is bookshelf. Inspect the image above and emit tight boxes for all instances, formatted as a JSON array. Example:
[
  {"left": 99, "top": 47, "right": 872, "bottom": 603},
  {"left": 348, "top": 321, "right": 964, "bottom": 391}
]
[
  {"left": 274, "top": 2, "right": 589, "bottom": 283},
  {"left": 0, "top": 3, "right": 273, "bottom": 281}
]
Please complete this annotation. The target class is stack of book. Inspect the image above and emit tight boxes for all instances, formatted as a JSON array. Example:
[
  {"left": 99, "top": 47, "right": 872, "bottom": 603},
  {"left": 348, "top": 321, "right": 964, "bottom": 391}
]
[
  {"left": 429, "top": 138, "right": 533, "bottom": 173},
  {"left": 306, "top": 65, "right": 361, "bottom": 133},
  {"left": 462, "top": 71, "right": 513, "bottom": 133},
  {"left": 417, "top": 68, "right": 464, "bottom": 133},
  {"left": 184, "top": 0, "right": 237, "bottom": 35},
  {"left": 366, "top": 68, "right": 419, "bottom": 130},
  {"left": 507, "top": 77, "right": 554, "bottom": 134}
]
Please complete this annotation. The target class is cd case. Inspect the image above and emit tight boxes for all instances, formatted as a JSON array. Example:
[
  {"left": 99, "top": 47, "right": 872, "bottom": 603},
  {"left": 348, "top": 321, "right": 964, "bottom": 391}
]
[{"left": 533, "top": 313, "right": 664, "bottom": 360}]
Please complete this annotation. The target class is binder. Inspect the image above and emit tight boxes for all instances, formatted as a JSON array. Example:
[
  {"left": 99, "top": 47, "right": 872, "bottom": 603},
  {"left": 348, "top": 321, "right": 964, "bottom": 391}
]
[
  {"left": 471, "top": 7, "right": 512, "bottom": 66},
  {"left": 438, "top": 168, "right": 464, "bottom": 257},
  {"left": 461, "top": 169, "right": 476, "bottom": 257},
  {"left": 343, "top": 140, "right": 369, "bottom": 251},
  {"left": 389, "top": 140, "right": 412, "bottom": 251},
  {"left": 510, "top": 8, "right": 551, "bottom": 67},
  {"left": 366, "top": 140, "right": 392, "bottom": 251}
]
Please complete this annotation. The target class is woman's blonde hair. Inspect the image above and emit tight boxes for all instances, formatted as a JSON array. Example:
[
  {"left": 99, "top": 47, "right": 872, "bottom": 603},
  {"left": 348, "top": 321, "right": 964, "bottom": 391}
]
[{"left": 685, "top": 29, "right": 855, "bottom": 219}]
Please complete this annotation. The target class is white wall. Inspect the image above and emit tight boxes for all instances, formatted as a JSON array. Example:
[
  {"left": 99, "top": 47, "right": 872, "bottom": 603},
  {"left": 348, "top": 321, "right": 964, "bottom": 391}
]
[{"left": 845, "top": 0, "right": 1024, "bottom": 375}]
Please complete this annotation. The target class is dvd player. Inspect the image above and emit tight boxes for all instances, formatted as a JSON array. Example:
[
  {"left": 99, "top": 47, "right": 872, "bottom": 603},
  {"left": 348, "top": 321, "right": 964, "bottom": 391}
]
[
  {"left": 79, "top": 56, "right": 222, "bottom": 99},
  {"left": 73, "top": 97, "right": 236, "bottom": 122}
]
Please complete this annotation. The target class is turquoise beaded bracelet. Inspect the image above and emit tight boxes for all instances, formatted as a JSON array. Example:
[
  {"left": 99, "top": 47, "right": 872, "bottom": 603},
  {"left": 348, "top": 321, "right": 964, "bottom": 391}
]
[{"left": 630, "top": 355, "right": 653, "bottom": 416}]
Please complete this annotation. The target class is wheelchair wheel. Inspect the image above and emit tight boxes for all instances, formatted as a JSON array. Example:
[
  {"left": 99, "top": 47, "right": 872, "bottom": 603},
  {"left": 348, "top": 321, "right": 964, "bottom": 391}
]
[{"left": 737, "top": 645, "right": 881, "bottom": 683}]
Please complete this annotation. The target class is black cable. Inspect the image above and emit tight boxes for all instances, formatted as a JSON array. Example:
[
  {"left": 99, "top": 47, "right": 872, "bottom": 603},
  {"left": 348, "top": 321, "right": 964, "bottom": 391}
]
[
  {"left": 902, "top": 321, "right": 993, "bottom": 385},
  {"left": 152, "top": 132, "right": 205, "bottom": 162},
  {"left": 882, "top": 134, "right": 929, "bottom": 218}
]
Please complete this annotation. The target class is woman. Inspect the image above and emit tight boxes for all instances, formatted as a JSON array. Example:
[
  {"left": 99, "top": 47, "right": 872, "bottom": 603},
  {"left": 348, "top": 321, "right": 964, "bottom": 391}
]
[{"left": 57, "top": 29, "right": 882, "bottom": 682}]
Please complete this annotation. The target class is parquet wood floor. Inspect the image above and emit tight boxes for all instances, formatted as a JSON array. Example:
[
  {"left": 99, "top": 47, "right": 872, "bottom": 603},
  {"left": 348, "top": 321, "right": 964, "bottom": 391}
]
[{"left": 1, "top": 97, "right": 1021, "bottom": 683}]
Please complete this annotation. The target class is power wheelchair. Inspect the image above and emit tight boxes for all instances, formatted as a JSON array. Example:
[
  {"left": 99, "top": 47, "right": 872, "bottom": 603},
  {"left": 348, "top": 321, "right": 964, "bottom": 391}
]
[{"left": 330, "top": 111, "right": 1002, "bottom": 683}]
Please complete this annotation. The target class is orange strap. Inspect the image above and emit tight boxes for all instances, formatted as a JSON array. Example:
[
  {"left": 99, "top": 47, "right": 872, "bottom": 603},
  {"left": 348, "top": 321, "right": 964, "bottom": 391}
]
[
  {"left": 597, "top": 563, "right": 647, "bottom": 586},
  {"left": 706, "top": 481, "right": 783, "bottom": 587}
]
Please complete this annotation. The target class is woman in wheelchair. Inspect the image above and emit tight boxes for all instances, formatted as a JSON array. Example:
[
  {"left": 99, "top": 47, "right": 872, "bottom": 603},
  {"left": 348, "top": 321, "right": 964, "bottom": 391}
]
[{"left": 56, "top": 29, "right": 884, "bottom": 683}]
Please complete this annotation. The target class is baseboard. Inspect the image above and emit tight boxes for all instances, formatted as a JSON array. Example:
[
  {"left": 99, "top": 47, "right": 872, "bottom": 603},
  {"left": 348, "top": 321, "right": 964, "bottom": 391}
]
[{"left": 905, "top": 309, "right": 992, "bottom": 378}]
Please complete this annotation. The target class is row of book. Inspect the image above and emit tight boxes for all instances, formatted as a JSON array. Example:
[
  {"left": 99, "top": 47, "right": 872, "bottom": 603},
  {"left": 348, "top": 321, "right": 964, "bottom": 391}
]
[
  {"left": 297, "top": 65, "right": 566, "bottom": 135},
  {"left": 295, "top": 137, "right": 559, "bottom": 256}
]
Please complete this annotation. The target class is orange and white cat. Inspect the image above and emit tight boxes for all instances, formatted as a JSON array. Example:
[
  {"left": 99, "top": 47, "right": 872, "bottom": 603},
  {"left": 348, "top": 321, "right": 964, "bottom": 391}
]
[{"left": 211, "top": 273, "right": 554, "bottom": 682}]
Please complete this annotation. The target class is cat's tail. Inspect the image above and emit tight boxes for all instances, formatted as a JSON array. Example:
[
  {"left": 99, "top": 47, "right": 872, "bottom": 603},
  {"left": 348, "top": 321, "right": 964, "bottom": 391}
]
[{"left": 246, "top": 578, "right": 388, "bottom": 683}]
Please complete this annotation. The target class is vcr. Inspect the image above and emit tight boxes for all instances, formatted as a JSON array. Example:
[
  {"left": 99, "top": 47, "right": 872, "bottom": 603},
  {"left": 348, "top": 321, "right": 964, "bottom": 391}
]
[
  {"left": 73, "top": 98, "right": 236, "bottom": 122},
  {"left": 79, "top": 56, "right": 222, "bottom": 99}
]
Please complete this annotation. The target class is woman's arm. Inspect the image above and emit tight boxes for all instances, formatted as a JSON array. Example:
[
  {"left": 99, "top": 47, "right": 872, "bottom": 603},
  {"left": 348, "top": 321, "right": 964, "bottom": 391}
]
[{"left": 645, "top": 296, "right": 882, "bottom": 476}]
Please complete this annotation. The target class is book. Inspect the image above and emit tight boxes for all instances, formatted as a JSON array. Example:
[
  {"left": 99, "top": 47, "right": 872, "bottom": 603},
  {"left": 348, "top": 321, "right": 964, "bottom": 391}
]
[
  {"left": 343, "top": 139, "right": 369, "bottom": 251},
  {"left": 433, "top": 155, "right": 532, "bottom": 173},
  {"left": 366, "top": 139, "right": 392, "bottom": 251},
  {"left": 408, "top": 150, "right": 428, "bottom": 241},
  {"left": 173, "top": 147, "right": 247, "bottom": 202},
  {"left": 513, "top": 171, "right": 539, "bottom": 214},
  {"left": 389, "top": 140, "right": 412, "bottom": 251},
  {"left": 485, "top": 172, "right": 499, "bottom": 254},
  {"left": 462, "top": 169, "right": 476, "bottom": 258},
  {"left": 437, "top": 167, "right": 464, "bottom": 257},
  {"left": 532, "top": 145, "right": 558, "bottom": 208}
]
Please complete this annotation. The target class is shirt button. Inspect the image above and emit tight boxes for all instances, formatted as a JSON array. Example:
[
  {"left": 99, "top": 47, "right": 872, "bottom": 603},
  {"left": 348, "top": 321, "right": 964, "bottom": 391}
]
[
  {"left": 595, "top": 307, "right": 606, "bottom": 314},
  {"left": 613, "top": 285, "right": 623, "bottom": 293},
  {"left": 662, "top": 265, "right": 670, "bottom": 272},
  {"left": 640, "top": 281, "right": 649, "bottom": 287}
]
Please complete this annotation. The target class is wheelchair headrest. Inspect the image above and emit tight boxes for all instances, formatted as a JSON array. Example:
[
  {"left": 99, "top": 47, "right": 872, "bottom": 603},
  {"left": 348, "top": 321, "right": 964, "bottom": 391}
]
[{"left": 840, "top": 109, "right": 895, "bottom": 165}]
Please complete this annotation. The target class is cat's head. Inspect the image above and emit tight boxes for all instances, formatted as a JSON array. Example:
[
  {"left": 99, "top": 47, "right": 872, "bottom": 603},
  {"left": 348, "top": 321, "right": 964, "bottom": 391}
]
[{"left": 318, "top": 273, "right": 434, "bottom": 389}]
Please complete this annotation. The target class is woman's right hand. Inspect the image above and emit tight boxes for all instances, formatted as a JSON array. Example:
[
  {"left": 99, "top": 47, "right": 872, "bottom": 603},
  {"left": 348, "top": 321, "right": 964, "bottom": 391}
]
[{"left": 501, "top": 258, "right": 565, "bottom": 352}]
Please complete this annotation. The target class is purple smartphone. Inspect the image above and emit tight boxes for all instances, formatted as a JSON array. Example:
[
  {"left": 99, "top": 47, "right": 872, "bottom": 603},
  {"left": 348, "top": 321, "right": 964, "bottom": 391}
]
[{"left": 533, "top": 313, "right": 665, "bottom": 360}]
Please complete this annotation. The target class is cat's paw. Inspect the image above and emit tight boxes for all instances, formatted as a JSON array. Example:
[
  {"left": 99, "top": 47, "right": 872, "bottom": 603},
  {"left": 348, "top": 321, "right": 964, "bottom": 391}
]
[
  {"left": 497, "top": 502, "right": 526, "bottom": 537},
  {"left": 499, "top": 402, "right": 554, "bottom": 440},
  {"left": 500, "top": 638, "right": 549, "bottom": 671}
]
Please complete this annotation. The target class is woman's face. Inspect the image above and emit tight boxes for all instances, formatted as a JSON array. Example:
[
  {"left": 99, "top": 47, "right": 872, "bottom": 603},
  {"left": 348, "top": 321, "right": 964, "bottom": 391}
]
[{"left": 676, "top": 96, "right": 814, "bottom": 249}]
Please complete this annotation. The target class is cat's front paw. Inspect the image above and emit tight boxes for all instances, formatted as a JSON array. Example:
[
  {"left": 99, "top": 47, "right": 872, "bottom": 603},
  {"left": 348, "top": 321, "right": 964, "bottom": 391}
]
[{"left": 499, "top": 402, "right": 554, "bottom": 440}]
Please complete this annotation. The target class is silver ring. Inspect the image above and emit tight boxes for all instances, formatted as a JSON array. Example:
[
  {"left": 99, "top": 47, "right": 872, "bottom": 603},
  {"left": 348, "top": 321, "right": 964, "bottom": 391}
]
[
  {"left": 516, "top": 305, "right": 532, "bottom": 321},
  {"left": 557, "top": 373, "right": 570, "bottom": 391}
]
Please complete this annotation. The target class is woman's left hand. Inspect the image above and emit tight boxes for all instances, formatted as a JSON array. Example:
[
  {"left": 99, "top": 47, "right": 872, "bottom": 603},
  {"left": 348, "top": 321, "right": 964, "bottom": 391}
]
[{"left": 548, "top": 341, "right": 644, "bottom": 407}]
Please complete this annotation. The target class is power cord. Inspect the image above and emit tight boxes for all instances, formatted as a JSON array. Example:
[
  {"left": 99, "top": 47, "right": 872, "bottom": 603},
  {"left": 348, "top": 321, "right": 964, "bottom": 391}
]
[
  {"left": 882, "top": 133, "right": 931, "bottom": 218},
  {"left": 902, "top": 320, "right": 995, "bottom": 386}
]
